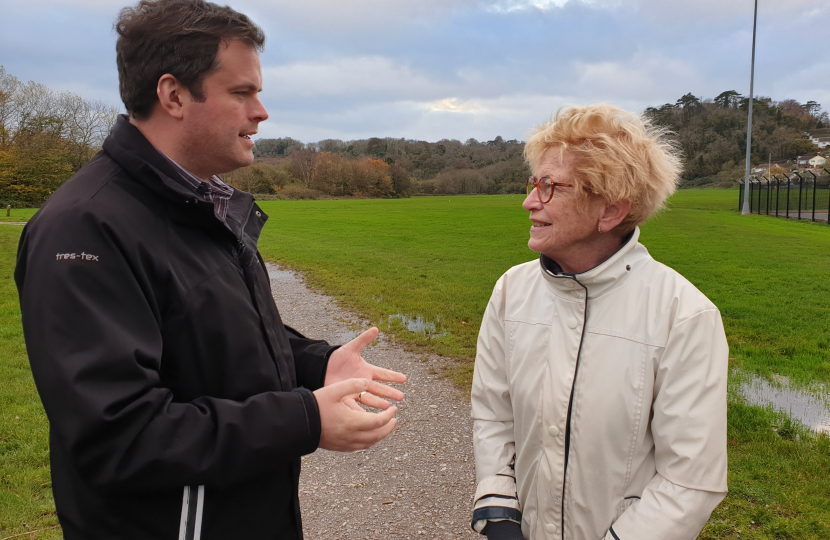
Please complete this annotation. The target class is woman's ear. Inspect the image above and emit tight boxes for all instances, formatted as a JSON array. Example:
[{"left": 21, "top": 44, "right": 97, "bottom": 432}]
[{"left": 598, "top": 199, "right": 632, "bottom": 233}]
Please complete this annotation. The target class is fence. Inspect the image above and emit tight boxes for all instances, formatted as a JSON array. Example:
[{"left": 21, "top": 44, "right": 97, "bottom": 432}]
[{"left": 737, "top": 168, "right": 830, "bottom": 224}]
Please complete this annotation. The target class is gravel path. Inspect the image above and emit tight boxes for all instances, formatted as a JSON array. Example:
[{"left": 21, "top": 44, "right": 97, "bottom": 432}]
[{"left": 268, "top": 264, "right": 480, "bottom": 540}]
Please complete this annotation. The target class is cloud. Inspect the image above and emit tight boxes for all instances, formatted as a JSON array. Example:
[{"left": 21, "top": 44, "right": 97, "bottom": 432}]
[
  {"left": 487, "top": 0, "right": 573, "bottom": 13},
  {"left": 426, "top": 98, "right": 489, "bottom": 114},
  {"left": 11, "top": 0, "right": 830, "bottom": 28},
  {"left": 238, "top": 0, "right": 483, "bottom": 35},
  {"left": 2, "top": 0, "right": 829, "bottom": 144},
  {"left": 256, "top": 79, "right": 672, "bottom": 143},
  {"left": 768, "top": 60, "right": 830, "bottom": 113},
  {"left": 570, "top": 52, "right": 701, "bottom": 104},
  {"left": 263, "top": 57, "right": 448, "bottom": 101},
  {"left": 630, "top": 0, "right": 828, "bottom": 20},
  {"left": 5, "top": 0, "right": 121, "bottom": 13},
  {"left": 257, "top": 91, "right": 573, "bottom": 142}
]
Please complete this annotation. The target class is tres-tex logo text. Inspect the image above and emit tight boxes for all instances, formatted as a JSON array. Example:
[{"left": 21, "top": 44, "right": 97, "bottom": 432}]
[{"left": 56, "top": 252, "right": 99, "bottom": 262}]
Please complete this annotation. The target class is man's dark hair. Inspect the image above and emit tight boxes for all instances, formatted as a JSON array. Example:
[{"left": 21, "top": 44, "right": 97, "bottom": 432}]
[{"left": 115, "top": 0, "right": 265, "bottom": 120}]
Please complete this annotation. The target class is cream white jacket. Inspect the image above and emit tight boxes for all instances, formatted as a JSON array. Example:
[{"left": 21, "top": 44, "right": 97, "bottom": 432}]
[{"left": 471, "top": 228, "right": 728, "bottom": 540}]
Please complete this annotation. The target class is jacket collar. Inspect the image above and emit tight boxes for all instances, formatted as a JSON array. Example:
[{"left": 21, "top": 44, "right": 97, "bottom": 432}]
[
  {"left": 103, "top": 115, "right": 200, "bottom": 205},
  {"left": 102, "top": 115, "right": 264, "bottom": 244},
  {"left": 539, "top": 227, "right": 652, "bottom": 298}
]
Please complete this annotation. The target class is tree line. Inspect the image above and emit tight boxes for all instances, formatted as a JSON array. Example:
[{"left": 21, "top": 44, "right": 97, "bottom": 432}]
[
  {"left": 0, "top": 66, "right": 120, "bottom": 206},
  {"left": 220, "top": 155, "right": 404, "bottom": 199},
  {"left": 646, "top": 91, "right": 827, "bottom": 187},
  {"left": 3, "top": 65, "right": 828, "bottom": 204},
  {"left": 233, "top": 135, "right": 529, "bottom": 198}
]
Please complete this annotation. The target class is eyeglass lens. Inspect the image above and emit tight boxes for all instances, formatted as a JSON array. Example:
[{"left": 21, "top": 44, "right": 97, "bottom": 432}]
[{"left": 527, "top": 177, "right": 553, "bottom": 201}]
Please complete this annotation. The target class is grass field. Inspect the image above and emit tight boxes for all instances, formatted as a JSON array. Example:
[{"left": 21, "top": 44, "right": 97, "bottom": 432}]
[
  {"left": 0, "top": 225, "right": 61, "bottom": 540},
  {"left": 0, "top": 208, "right": 38, "bottom": 222},
  {"left": 259, "top": 189, "right": 830, "bottom": 539},
  {"left": 1, "top": 189, "right": 829, "bottom": 539},
  {"left": 256, "top": 189, "right": 830, "bottom": 388}
]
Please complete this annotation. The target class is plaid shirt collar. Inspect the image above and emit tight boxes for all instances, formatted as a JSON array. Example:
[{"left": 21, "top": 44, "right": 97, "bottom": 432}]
[{"left": 160, "top": 154, "right": 235, "bottom": 223}]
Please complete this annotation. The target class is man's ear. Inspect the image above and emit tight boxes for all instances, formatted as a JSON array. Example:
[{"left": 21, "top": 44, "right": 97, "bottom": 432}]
[
  {"left": 156, "top": 74, "right": 187, "bottom": 120},
  {"left": 598, "top": 198, "right": 632, "bottom": 233}
]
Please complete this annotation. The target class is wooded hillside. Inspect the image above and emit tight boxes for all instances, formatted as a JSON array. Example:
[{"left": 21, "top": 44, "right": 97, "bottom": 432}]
[
  {"left": 646, "top": 91, "right": 827, "bottom": 186},
  {"left": 2, "top": 62, "right": 828, "bottom": 203},
  {"left": 243, "top": 91, "right": 827, "bottom": 196},
  {"left": 241, "top": 135, "right": 528, "bottom": 197}
]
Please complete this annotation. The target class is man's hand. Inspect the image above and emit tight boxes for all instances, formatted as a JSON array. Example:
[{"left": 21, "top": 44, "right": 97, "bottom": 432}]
[
  {"left": 325, "top": 327, "right": 406, "bottom": 406},
  {"left": 314, "top": 378, "right": 399, "bottom": 452}
]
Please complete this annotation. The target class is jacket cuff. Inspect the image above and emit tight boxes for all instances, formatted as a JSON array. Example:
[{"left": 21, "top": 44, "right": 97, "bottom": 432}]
[
  {"left": 474, "top": 475, "right": 518, "bottom": 502},
  {"left": 294, "top": 387, "right": 321, "bottom": 453},
  {"left": 471, "top": 507, "right": 523, "bottom": 533},
  {"left": 471, "top": 476, "right": 521, "bottom": 534},
  {"left": 475, "top": 496, "right": 521, "bottom": 512},
  {"left": 319, "top": 345, "right": 340, "bottom": 388},
  {"left": 284, "top": 324, "right": 338, "bottom": 391}
]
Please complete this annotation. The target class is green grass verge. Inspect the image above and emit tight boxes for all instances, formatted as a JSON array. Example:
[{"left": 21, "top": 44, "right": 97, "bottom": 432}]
[
  {"left": 256, "top": 194, "right": 532, "bottom": 386},
  {"left": 2, "top": 190, "right": 829, "bottom": 538},
  {"left": 643, "top": 194, "right": 830, "bottom": 388},
  {"left": 0, "top": 208, "right": 38, "bottom": 223},
  {"left": 257, "top": 190, "right": 830, "bottom": 389},
  {"left": 701, "top": 398, "right": 830, "bottom": 539},
  {"left": 256, "top": 190, "right": 830, "bottom": 538},
  {"left": 0, "top": 225, "right": 61, "bottom": 539}
]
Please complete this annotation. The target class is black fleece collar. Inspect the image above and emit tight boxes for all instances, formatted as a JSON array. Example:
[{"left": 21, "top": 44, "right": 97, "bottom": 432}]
[{"left": 102, "top": 115, "right": 261, "bottom": 243}]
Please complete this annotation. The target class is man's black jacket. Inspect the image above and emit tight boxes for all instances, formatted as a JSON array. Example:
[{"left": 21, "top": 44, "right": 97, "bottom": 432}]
[{"left": 15, "top": 117, "right": 336, "bottom": 540}]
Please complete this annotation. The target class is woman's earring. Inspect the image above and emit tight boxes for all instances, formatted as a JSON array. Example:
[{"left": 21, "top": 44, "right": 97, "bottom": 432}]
[{"left": 598, "top": 224, "right": 603, "bottom": 234}]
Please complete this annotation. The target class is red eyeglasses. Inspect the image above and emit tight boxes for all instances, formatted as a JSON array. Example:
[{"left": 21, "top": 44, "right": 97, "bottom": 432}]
[{"left": 526, "top": 176, "right": 574, "bottom": 204}]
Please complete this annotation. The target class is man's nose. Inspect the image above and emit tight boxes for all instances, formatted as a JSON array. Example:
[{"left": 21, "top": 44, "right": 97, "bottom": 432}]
[{"left": 251, "top": 96, "right": 268, "bottom": 123}]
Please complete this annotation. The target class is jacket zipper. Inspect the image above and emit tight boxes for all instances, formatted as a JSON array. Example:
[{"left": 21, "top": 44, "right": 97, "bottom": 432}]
[{"left": 560, "top": 276, "right": 590, "bottom": 540}]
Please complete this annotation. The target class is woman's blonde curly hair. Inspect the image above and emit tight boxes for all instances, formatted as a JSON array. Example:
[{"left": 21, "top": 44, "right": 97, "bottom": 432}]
[{"left": 524, "top": 103, "right": 682, "bottom": 233}]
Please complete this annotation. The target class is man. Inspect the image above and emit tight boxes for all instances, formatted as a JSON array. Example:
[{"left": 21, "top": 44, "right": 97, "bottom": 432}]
[{"left": 14, "top": 1, "right": 405, "bottom": 538}]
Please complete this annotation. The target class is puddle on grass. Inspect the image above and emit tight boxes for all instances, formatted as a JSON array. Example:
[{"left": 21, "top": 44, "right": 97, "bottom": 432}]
[
  {"left": 268, "top": 268, "right": 296, "bottom": 282},
  {"left": 388, "top": 314, "right": 445, "bottom": 338},
  {"left": 738, "top": 373, "right": 830, "bottom": 434},
  {"left": 337, "top": 331, "right": 360, "bottom": 343}
]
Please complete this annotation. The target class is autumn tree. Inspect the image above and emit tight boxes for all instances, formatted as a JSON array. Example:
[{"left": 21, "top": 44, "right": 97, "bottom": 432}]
[
  {"left": 290, "top": 149, "right": 317, "bottom": 187},
  {"left": 310, "top": 152, "right": 343, "bottom": 194},
  {"left": 364, "top": 159, "right": 394, "bottom": 198},
  {"left": 252, "top": 132, "right": 525, "bottom": 196},
  {"left": 389, "top": 163, "right": 412, "bottom": 195},
  {"left": 0, "top": 66, "right": 120, "bottom": 205},
  {"left": 221, "top": 163, "right": 292, "bottom": 194},
  {"left": 253, "top": 137, "right": 303, "bottom": 157},
  {"left": 60, "top": 94, "right": 119, "bottom": 171},
  {"left": 366, "top": 137, "right": 386, "bottom": 157}
]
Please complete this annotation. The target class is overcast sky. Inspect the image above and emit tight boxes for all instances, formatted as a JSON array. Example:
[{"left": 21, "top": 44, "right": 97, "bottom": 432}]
[{"left": 2, "top": 0, "right": 828, "bottom": 143}]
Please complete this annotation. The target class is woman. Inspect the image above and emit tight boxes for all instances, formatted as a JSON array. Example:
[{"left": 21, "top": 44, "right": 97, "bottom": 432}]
[{"left": 470, "top": 104, "right": 728, "bottom": 540}]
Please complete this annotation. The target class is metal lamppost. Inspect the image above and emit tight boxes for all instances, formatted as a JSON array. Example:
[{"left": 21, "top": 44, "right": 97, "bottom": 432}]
[{"left": 742, "top": 0, "right": 759, "bottom": 215}]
